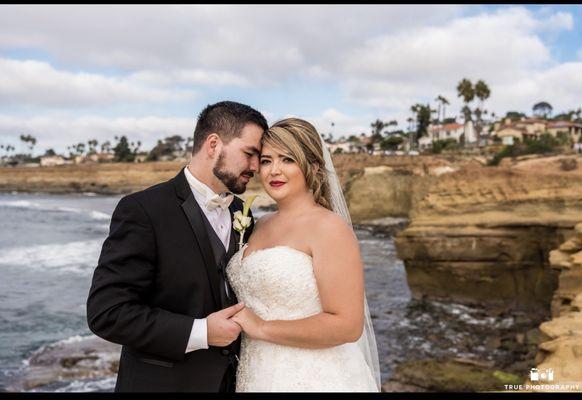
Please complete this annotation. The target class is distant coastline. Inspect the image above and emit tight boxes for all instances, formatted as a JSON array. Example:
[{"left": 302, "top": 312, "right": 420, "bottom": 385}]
[{"left": 0, "top": 161, "right": 187, "bottom": 195}]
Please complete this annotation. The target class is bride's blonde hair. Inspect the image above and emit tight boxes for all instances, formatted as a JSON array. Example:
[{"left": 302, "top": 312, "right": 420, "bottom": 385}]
[{"left": 262, "top": 118, "right": 332, "bottom": 211}]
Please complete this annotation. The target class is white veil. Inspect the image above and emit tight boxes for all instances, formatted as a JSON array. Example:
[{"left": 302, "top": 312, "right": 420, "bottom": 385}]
[{"left": 319, "top": 135, "right": 382, "bottom": 391}]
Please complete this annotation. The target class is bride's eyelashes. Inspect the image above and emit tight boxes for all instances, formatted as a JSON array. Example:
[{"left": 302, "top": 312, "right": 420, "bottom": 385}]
[{"left": 260, "top": 157, "right": 295, "bottom": 165}]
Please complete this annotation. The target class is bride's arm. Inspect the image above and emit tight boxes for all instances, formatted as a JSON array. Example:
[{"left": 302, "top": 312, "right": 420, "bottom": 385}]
[{"left": 232, "top": 213, "right": 365, "bottom": 349}]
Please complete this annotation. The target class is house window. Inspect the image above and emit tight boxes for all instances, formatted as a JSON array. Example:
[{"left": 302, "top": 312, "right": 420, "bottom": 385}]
[{"left": 502, "top": 136, "right": 514, "bottom": 145}]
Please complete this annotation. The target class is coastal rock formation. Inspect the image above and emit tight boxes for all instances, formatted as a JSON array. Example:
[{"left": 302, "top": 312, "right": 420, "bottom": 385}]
[
  {"left": 9, "top": 335, "right": 120, "bottom": 391},
  {"left": 384, "top": 154, "right": 582, "bottom": 391},
  {"left": 342, "top": 155, "right": 457, "bottom": 223},
  {"left": 387, "top": 359, "right": 521, "bottom": 392},
  {"left": 530, "top": 222, "right": 582, "bottom": 391},
  {"left": 0, "top": 162, "right": 185, "bottom": 194},
  {"left": 394, "top": 155, "right": 582, "bottom": 316}
]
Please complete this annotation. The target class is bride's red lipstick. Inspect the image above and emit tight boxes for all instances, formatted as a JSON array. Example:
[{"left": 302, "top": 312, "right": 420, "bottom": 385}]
[{"left": 269, "top": 180, "right": 285, "bottom": 187}]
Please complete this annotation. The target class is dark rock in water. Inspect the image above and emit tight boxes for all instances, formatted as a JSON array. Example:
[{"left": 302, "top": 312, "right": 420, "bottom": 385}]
[
  {"left": 392, "top": 358, "right": 523, "bottom": 392},
  {"left": 354, "top": 217, "right": 410, "bottom": 238},
  {"left": 10, "top": 335, "right": 120, "bottom": 391},
  {"left": 381, "top": 380, "right": 427, "bottom": 392}
]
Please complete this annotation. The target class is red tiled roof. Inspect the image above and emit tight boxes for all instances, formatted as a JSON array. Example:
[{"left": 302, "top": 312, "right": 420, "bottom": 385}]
[
  {"left": 429, "top": 123, "right": 463, "bottom": 132},
  {"left": 548, "top": 121, "right": 582, "bottom": 128},
  {"left": 497, "top": 125, "right": 528, "bottom": 134}
]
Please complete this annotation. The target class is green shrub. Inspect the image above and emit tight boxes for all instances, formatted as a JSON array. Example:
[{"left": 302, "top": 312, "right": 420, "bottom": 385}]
[
  {"left": 488, "top": 133, "right": 559, "bottom": 166},
  {"left": 431, "top": 138, "right": 458, "bottom": 154}
]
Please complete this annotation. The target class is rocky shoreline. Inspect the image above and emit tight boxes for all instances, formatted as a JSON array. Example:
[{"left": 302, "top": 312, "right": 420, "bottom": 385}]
[
  {"left": 5, "top": 335, "right": 120, "bottom": 392},
  {"left": 4, "top": 153, "right": 582, "bottom": 392},
  {"left": 381, "top": 154, "right": 582, "bottom": 392},
  {"left": 528, "top": 223, "right": 582, "bottom": 392}
]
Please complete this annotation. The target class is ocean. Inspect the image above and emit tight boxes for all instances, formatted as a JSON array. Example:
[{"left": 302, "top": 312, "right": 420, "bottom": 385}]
[{"left": 0, "top": 192, "right": 521, "bottom": 392}]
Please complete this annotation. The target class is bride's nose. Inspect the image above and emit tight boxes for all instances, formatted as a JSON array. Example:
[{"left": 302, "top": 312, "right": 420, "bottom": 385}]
[{"left": 270, "top": 160, "right": 282, "bottom": 175}]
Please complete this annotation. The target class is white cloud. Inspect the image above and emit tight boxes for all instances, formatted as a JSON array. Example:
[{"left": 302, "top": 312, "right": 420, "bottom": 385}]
[
  {"left": 0, "top": 5, "right": 464, "bottom": 83},
  {"left": 336, "top": 7, "right": 575, "bottom": 126},
  {"left": 0, "top": 5, "right": 580, "bottom": 150},
  {"left": 129, "top": 69, "right": 250, "bottom": 87},
  {"left": 276, "top": 108, "right": 373, "bottom": 139},
  {"left": 0, "top": 115, "right": 195, "bottom": 154},
  {"left": 0, "top": 58, "right": 196, "bottom": 107},
  {"left": 536, "top": 10, "right": 574, "bottom": 31}
]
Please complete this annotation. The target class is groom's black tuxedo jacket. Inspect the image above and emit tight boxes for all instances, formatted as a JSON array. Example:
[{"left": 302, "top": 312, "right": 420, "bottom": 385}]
[{"left": 86, "top": 167, "right": 254, "bottom": 392}]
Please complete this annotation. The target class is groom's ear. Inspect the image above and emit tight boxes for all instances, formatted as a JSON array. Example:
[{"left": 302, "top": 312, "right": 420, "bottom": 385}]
[{"left": 206, "top": 133, "right": 221, "bottom": 157}]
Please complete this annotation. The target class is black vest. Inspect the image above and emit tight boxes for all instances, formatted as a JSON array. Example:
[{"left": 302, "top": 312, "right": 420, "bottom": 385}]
[
  {"left": 199, "top": 210, "right": 238, "bottom": 308},
  {"left": 199, "top": 210, "right": 242, "bottom": 362}
]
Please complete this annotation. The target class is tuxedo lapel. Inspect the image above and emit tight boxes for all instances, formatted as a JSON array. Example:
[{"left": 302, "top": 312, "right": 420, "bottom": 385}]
[
  {"left": 228, "top": 201, "right": 242, "bottom": 251},
  {"left": 174, "top": 168, "right": 221, "bottom": 309}
]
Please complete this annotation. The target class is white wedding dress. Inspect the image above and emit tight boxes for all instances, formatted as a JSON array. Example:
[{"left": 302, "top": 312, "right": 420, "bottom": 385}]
[{"left": 225, "top": 243, "right": 379, "bottom": 392}]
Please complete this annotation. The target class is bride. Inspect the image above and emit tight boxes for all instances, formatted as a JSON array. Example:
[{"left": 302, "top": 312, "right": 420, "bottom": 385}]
[{"left": 225, "top": 118, "right": 381, "bottom": 392}]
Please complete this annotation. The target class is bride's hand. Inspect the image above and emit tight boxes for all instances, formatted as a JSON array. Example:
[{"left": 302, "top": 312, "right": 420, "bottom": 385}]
[{"left": 231, "top": 306, "right": 265, "bottom": 340}]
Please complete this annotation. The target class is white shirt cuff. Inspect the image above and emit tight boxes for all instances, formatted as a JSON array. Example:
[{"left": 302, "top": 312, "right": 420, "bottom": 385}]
[{"left": 185, "top": 318, "right": 209, "bottom": 353}]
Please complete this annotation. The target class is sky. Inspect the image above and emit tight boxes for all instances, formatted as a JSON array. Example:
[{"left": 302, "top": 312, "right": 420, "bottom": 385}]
[{"left": 1, "top": 4, "right": 581, "bottom": 155}]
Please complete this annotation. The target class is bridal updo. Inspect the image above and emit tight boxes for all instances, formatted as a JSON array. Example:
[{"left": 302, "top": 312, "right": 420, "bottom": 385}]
[{"left": 262, "top": 118, "right": 332, "bottom": 211}]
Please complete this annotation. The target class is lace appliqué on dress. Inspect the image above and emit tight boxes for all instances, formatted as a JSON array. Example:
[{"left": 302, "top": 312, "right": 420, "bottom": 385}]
[{"left": 225, "top": 244, "right": 378, "bottom": 392}]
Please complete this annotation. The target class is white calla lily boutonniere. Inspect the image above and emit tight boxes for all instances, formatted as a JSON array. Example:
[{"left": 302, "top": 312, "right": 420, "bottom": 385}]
[{"left": 233, "top": 194, "right": 258, "bottom": 250}]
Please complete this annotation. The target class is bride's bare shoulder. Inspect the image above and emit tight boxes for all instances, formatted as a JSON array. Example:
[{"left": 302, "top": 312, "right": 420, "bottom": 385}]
[
  {"left": 310, "top": 207, "right": 356, "bottom": 242},
  {"left": 306, "top": 208, "right": 360, "bottom": 262}
]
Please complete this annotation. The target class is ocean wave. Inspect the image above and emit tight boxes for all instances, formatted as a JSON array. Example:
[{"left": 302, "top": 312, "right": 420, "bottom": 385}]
[
  {"left": 52, "top": 377, "right": 116, "bottom": 392},
  {"left": 89, "top": 211, "right": 110, "bottom": 221},
  {"left": 0, "top": 239, "right": 103, "bottom": 274},
  {"left": 0, "top": 200, "right": 41, "bottom": 209},
  {"left": 25, "top": 335, "right": 94, "bottom": 362},
  {"left": 0, "top": 200, "right": 111, "bottom": 222}
]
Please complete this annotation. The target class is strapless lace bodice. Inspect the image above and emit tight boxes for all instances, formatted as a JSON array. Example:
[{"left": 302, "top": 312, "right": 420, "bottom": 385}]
[
  {"left": 225, "top": 244, "right": 378, "bottom": 392},
  {"left": 227, "top": 244, "right": 322, "bottom": 321}
]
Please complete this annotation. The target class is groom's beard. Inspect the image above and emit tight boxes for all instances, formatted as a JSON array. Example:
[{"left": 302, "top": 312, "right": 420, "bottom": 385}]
[{"left": 213, "top": 151, "right": 253, "bottom": 195}]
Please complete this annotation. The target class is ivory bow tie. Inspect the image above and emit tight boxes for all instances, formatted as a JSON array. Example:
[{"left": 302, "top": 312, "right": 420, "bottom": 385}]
[{"left": 206, "top": 193, "right": 234, "bottom": 211}]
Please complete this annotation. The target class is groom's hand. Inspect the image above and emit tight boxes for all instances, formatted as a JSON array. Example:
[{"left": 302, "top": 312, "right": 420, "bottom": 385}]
[{"left": 207, "top": 302, "right": 245, "bottom": 347}]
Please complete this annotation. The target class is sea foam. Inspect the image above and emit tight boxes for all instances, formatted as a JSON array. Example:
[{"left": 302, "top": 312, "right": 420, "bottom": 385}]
[{"left": 0, "top": 239, "right": 103, "bottom": 274}]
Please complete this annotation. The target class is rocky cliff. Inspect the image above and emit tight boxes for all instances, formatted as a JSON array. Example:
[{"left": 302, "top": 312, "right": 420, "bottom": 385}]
[
  {"left": 529, "top": 223, "right": 582, "bottom": 391},
  {"left": 378, "top": 153, "right": 582, "bottom": 392},
  {"left": 393, "top": 155, "right": 582, "bottom": 317}
]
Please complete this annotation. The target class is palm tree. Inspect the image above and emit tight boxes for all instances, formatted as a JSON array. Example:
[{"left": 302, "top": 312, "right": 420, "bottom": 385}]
[
  {"left": 19, "top": 134, "right": 37, "bottom": 155},
  {"left": 474, "top": 80, "right": 491, "bottom": 146},
  {"left": 457, "top": 79, "right": 475, "bottom": 146},
  {"left": 369, "top": 119, "right": 386, "bottom": 153},
  {"left": 370, "top": 119, "right": 387, "bottom": 137},
  {"left": 87, "top": 139, "right": 99, "bottom": 155},
  {"left": 386, "top": 120, "right": 398, "bottom": 136},
  {"left": 441, "top": 96, "right": 450, "bottom": 122},
  {"left": 435, "top": 96, "right": 442, "bottom": 123},
  {"left": 457, "top": 79, "right": 475, "bottom": 103},
  {"left": 100, "top": 141, "right": 112, "bottom": 154},
  {"left": 410, "top": 105, "right": 420, "bottom": 149},
  {"left": 184, "top": 136, "right": 194, "bottom": 158},
  {"left": 435, "top": 95, "right": 450, "bottom": 123}
]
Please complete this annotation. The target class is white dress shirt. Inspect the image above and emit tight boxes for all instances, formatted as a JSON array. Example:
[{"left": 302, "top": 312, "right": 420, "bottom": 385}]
[{"left": 183, "top": 167, "right": 233, "bottom": 353}]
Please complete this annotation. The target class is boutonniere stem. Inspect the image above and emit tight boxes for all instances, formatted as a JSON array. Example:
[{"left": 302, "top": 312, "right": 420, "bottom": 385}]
[{"left": 233, "top": 194, "right": 258, "bottom": 250}]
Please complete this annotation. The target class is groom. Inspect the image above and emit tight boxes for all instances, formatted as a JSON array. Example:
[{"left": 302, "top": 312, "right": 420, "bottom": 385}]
[{"left": 87, "top": 101, "right": 268, "bottom": 392}]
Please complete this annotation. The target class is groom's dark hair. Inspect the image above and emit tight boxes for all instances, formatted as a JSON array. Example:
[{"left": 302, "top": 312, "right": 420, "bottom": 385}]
[{"left": 191, "top": 101, "right": 268, "bottom": 155}]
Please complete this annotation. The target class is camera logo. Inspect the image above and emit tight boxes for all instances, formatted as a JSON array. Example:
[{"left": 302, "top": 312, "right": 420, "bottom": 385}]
[{"left": 530, "top": 368, "right": 554, "bottom": 382}]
